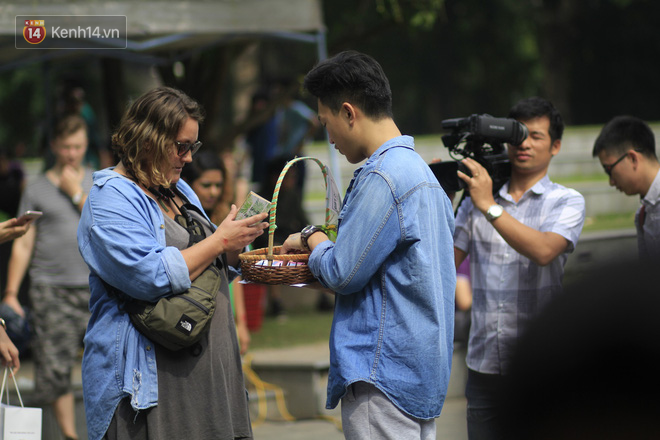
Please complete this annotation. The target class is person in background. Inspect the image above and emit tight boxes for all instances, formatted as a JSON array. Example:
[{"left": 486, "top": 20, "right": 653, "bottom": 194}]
[
  {"left": 245, "top": 87, "right": 279, "bottom": 190},
  {"left": 0, "top": 318, "right": 19, "bottom": 372},
  {"left": 59, "top": 81, "right": 112, "bottom": 170},
  {"left": 254, "top": 155, "right": 312, "bottom": 318},
  {"left": 181, "top": 150, "right": 251, "bottom": 354},
  {"left": 454, "top": 256, "right": 472, "bottom": 343},
  {"left": 592, "top": 115, "right": 660, "bottom": 259},
  {"left": 2, "top": 114, "right": 92, "bottom": 440},
  {"left": 453, "top": 97, "right": 586, "bottom": 440},
  {"left": 0, "top": 218, "right": 32, "bottom": 373},
  {"left": 0, "top": 145, "right": 27, "bottom": 297},
  {"left": 77, "top": 87, "right": 267, "bottom": 440},
  {"left": 281, "top": 50, "right": 456, "bottom": 440},
  {"left": 501, "top": 258, "right": 660, "bottom": 439}
]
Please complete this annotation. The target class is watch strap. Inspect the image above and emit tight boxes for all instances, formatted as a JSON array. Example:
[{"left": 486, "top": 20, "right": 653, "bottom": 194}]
[{"left": 300, "top": 225, "right": 321, "bottom": 251}]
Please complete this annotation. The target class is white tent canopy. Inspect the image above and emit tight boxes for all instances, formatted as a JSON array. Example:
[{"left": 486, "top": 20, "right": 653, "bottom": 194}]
[{"left": 0, "top": 0, "right": 326, "bottom": 69}]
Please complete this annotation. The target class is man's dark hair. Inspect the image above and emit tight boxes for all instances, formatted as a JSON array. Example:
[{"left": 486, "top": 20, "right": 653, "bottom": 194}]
[
  {"left": 508, "top": 97, "right": 564, "bottom": 143},
  {"left": 303, "top": 50, "right": 393, "bottom": 119},
  {"left": 592, "top": 115, "right": 657, "bottom": 160}
]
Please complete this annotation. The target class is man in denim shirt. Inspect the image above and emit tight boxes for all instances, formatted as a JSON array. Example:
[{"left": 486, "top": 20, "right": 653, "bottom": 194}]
[
  {"left": 454, "top": 97, "right": 585, "bottom": 440},
  {"left": 281, "top": 51, "right": 456, "bottom": 439}
]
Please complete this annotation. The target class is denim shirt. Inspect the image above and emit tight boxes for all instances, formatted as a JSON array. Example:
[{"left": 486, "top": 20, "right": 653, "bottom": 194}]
[
  {"left": 309, "top": 136, "right": 456, "bottom": 420},
  {"left": 77, "top": 168, "right": 215, "bottom": 440}
]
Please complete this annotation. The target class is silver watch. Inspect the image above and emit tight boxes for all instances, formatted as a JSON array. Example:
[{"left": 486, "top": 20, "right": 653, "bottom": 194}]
[
  {"left": 485, "top": 204, "right": 504, "bottom": 222},
  {"left": 72, "top": 191, "right": 84, "bottom": 205}
]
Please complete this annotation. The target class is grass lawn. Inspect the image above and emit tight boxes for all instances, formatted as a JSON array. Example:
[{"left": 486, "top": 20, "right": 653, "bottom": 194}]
[
  {"left": 249, "top": 310, "right": 334, "bottom": 350},
  {"left": 583, "top": 211, "right": 635, "bottom": 232}
]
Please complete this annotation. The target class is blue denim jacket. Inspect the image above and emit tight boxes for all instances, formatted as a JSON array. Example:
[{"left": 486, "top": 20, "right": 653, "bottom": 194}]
[
  {"left": 77, "top": 168, "right": 214, "bottom": 440},
  {"left": 309, "top": 136, "right": 456, "bottom": 420}
]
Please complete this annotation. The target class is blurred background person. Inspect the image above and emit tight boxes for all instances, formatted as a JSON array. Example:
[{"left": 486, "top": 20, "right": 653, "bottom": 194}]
[
  {"left": 2, "top": 114, "right": 92, "bottom": 440},
  {"left": 0, "top": 144, "right": 26, "bottom": 295},
  {"left": 0, "top": 317, "right": 20, "bottom": 373},
  {"left": 502, "top": 257, "right": 660, "bottom": 439},
  {"left": 181, "top": 150, "right": 251, "bottom": 354},
  {"left": 245, "top": 87, "right": 279, "bottom": 191},
  {"left": 0, "top": 215, "right": 33, "bottom": 374}
]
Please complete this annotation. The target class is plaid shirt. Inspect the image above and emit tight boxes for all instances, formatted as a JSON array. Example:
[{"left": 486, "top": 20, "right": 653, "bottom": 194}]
[{"left": 454, "top": 175, "right": 585, "bottom": 374}]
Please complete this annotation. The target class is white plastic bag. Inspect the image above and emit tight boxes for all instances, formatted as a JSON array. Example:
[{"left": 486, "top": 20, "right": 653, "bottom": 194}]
[{"left": 0, "top": 367, "right": 42, "bottom": 440}]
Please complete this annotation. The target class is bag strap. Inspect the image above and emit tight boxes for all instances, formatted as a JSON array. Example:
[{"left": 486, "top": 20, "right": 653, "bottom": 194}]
[
  {"left": 1, "top": 366, "right": 24, "bottom": 408},
  {"left": 102, "top": 183, "right": 224, "bottom": 309}
]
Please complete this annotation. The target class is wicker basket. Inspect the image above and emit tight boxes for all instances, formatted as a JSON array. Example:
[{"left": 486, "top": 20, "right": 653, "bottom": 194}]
[{"left": 239, "top": 157, "right": 338, "bottom": 285}]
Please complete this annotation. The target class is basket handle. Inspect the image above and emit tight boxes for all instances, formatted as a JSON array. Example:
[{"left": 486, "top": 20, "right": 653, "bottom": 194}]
[{"left": 267, "top": 156, "right": 331, "bottom": 258}]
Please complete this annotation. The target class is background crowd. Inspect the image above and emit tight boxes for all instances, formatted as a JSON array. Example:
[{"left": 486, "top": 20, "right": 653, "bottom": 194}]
[{"left": 0, "top": 46, "right": 658, "bottom": 440}]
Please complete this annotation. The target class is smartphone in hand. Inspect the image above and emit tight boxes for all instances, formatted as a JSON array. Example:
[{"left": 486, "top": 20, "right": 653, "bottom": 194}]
[{"left": 16, "top": 210, "right": 43, "bottom": 226}]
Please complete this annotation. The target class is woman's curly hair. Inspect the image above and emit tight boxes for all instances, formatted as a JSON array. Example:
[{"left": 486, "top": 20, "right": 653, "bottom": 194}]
[{"left": 112, "top": 87, "right": 204, "bottom": 187}]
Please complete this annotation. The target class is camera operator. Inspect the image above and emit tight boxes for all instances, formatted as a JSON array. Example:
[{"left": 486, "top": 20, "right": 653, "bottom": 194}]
[{"left": 453, "top": 97, "right": 586, "bottom": 440}]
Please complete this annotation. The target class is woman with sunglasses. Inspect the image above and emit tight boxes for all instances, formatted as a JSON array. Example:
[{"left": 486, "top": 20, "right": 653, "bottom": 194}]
[{"left": 77, "top": 87, "right": 267, "bottom": 440}]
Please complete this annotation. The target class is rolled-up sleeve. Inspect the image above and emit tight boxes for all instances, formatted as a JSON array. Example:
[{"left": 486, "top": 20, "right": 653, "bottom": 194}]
[
  {"left": 78, "top": 179, "right": 191, "bottom": 301},
  {"left": 309, "top": 172, "right": 399, "bottom": 294}
]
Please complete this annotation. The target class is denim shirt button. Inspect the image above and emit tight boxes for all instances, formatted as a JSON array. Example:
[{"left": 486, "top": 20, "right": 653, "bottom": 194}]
[
  {"left": 160, "top": 224, "right": 165, "bottom": 229},
  {"left": 146, "top": 345, "right": 152, "bottom": 351}
]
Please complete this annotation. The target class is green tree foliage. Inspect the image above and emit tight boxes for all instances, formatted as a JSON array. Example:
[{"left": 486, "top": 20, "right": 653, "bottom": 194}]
[
  {"left": 0, "top": 66, "right": 45, "bottom": 155},
  {"left": 324, "top": 0, "right": 540, "bottom": 133},
  {"left": 323, "top": 0, "right": 660, "bottom": 130}
]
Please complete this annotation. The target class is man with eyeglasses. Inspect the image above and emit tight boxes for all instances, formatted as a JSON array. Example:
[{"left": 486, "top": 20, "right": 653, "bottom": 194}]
[{"left": 593, "top": 115, "right": 660, "bottom": 259}]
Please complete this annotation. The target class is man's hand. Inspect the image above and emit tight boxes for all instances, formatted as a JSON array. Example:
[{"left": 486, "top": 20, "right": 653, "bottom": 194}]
[
  {"left": 59, "top": 164, "right": 84, "bottom": 199},
  {"left": 457, "top": 158, "right": 496, "bottom": 213},
  {"left": 280, "top": 232, "right": 305, "bottom": 255}
]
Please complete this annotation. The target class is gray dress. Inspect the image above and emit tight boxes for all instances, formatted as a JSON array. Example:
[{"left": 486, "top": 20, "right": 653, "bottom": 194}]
[{"left": 104, "top": 209, "right": 253, "bottom": 440}]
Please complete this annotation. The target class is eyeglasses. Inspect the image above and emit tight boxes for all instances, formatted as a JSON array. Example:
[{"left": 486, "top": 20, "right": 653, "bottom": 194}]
[
  {"left": 175, "top": 140, "right": 202, "bottom": 157},
  {"left": 602, "top": 151, "right": 633, "bottom": 176}
]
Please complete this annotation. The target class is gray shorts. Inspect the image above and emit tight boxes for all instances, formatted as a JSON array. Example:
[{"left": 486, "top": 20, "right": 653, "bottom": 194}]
[
  {"left": 29, "top": 284, "right": 90, "bottom": 403},
  {"left": 341, "top": 381, "right": 436, "bottom": 440}
]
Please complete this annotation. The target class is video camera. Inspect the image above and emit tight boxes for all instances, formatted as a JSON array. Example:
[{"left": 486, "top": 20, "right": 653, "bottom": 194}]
[{"left": 429, "top": 114, "right": 528, "bottom": 194}]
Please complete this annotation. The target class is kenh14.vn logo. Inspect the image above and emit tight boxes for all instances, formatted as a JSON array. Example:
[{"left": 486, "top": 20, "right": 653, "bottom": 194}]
[{"left": 23, "top": 20, "right": 46, "bottom": 44}]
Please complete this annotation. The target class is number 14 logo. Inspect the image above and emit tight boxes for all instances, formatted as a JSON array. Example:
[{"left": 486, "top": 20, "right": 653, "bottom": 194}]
[{"left": 23, "top": 20, "right": 46, "bottom": 44}]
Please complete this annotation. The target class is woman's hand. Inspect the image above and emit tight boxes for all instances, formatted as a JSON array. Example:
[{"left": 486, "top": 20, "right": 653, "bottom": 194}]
[
  {"left": 0, "top": 218, "right": 30, "bottom": 244},
  {"left": 0, "top": 327, "right": 20, "bottom": 373},
  {"left": 214, "top": 204, "right": 269, "bottom": 253}
]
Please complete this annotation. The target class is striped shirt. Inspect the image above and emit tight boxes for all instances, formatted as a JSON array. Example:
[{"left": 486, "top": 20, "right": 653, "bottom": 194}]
[
  {"left": 18, "top": 171, "right": 93, "bottom": 286},
  {"left": 454, "top": 175, "right": 585, "bottom": 374}
]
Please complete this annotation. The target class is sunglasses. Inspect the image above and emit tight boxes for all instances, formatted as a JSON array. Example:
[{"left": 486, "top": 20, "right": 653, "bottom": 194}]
[{"left": 175, "top": 140, "right": 202, "bottom": 157}]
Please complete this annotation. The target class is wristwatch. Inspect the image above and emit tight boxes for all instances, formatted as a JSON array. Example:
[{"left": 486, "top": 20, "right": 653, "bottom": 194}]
[
  {"left": 72, "top": 191, "right": 84, "bottom": 205},
  {"left": 300, "top": 225, "right": 322, "bottom": 251},
  {"left": 485, "top": 204, "right": 504, "bottom": 222}
]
